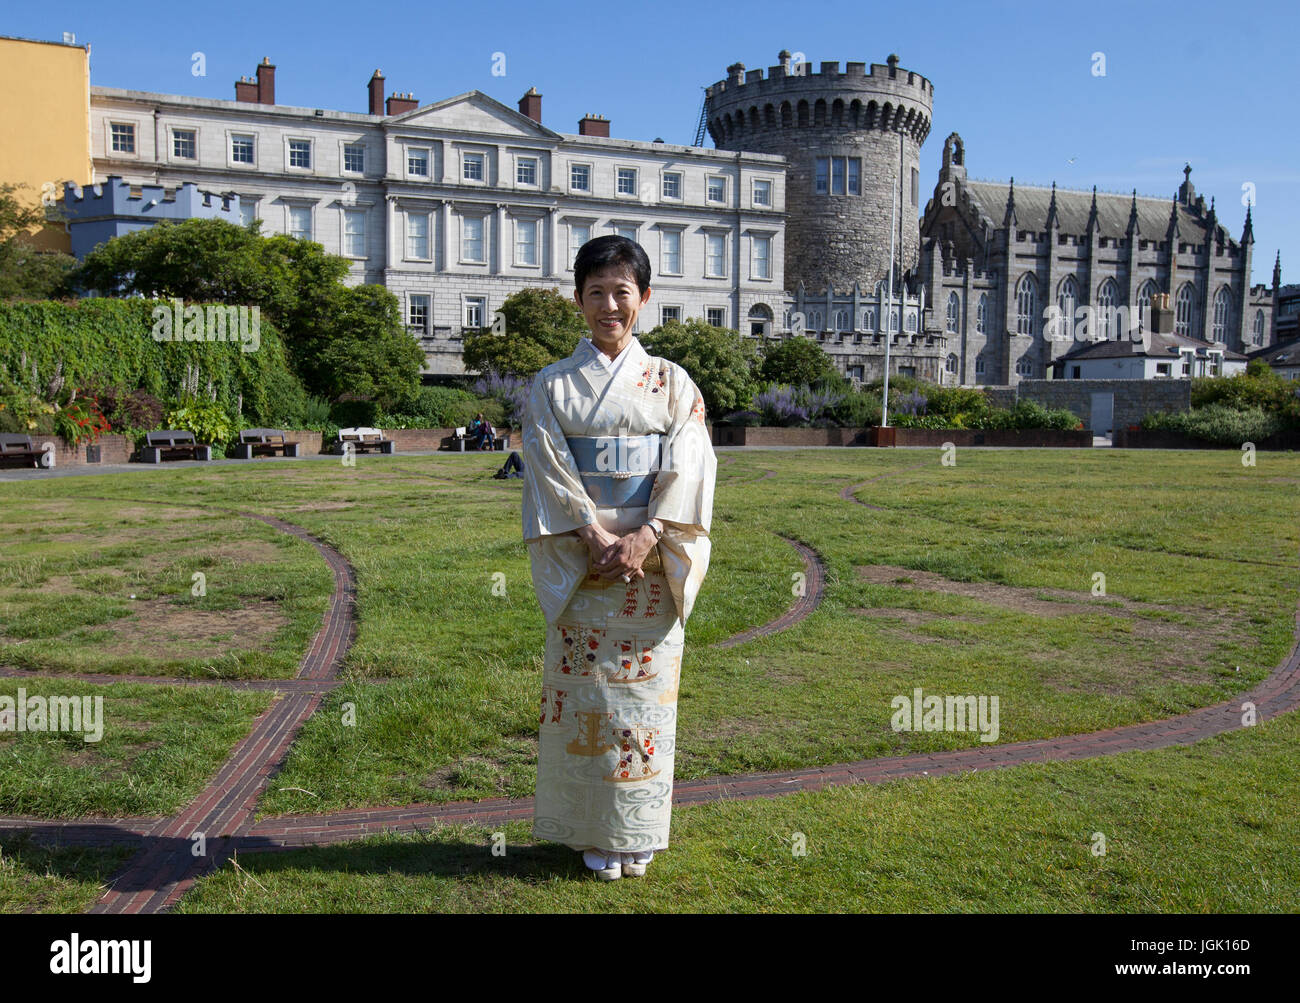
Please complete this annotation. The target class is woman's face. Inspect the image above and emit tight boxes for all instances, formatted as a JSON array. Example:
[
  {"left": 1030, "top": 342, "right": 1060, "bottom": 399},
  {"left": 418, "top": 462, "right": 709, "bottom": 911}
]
[{"left": 575, "top": 265, "right": 651, "bottom": 354}]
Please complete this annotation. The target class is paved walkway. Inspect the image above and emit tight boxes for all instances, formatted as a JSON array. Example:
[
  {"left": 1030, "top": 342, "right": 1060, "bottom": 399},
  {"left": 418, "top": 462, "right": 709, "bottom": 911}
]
[{"left": 1, "top": 457, "right": 1296, "bottom": 911}]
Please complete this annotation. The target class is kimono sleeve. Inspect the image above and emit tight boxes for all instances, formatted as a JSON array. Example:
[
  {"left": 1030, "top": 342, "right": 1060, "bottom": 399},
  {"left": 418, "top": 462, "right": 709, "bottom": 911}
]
[
  {"left": 647, "top": 365, "right": 717, "bottom": 623},
  {"left": 521, "top": 371, "right": 599, "bottom": 543}
]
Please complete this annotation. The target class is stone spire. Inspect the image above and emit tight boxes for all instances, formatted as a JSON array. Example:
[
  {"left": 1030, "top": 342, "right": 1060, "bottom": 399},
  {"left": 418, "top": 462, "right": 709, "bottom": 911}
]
[
  {"left": 1241, "top": 203, "right": 1255, "bottom": 245},
  {"left": 1126, "top": 189, "right": 1139, "bottom": 235},
  {"left": 1166, "top": 194, "right": 1181, "bottom": 240},
  {"left": 1274, "top": 250, "right": 1282, "bottom": 290},
  {"left": 1086, "top": 185, "right": 1099, "bottom": 233},
  {"left": 1046, "top": 181, "right": 1059, "bottom": 229},
  {"left": 1003, "top": 177, "right": 1017, "bottom": 227}
]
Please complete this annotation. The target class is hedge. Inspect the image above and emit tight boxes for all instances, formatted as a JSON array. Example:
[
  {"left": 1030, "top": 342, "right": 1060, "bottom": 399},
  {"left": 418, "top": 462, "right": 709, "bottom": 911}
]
[{"left": 0, "top": 298, "right": 306, "bottom": 427}]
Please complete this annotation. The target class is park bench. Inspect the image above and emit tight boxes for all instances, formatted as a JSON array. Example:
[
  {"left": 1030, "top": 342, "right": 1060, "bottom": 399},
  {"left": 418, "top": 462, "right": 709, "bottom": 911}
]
[
  {"left": 334, "top": 427, "right": 395, "bottom": 455},
  {"left": 140, "top": 430, "right": 211, "bottom": 463},
  {"left": 232, "top": 428, "right": 301, "bottom": 459},
  {"left": 0, "top": 433, "right": 52, "bottom": 468},
  {"left": 440, "top": 426, "right": 512, "bottom": 452}
]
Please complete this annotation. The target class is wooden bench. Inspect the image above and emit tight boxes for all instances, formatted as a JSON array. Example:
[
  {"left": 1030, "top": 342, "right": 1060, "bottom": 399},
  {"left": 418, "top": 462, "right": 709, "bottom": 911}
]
[
  {"left": 140, "top": 430, "right": 211, "bottom": 463},
  {"left": 0, "top": 433, "right": 53, "bottom": 468},
  {"left": 441, "top": 426, "right": 512, "bottom": 452},
  {"left": 334, "top": 427, "right": 395, "bottom": 455},
  {"left": 232, "top": 428, "right": 301, "bottom": 459}
]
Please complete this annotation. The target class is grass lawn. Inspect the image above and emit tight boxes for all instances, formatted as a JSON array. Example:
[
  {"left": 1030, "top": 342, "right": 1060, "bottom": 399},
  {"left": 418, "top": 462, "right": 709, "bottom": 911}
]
[{"left": 1, "top": 446, "right": 1297, "bottom": 911}]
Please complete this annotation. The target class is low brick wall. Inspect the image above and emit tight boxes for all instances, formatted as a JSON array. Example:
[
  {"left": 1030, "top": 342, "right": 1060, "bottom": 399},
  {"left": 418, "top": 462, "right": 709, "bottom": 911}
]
[
  {"left": 0, "top": 433, "right": 136, "bottom": 469},
  {"left": 880, "top": 427, "right": 1093, "bottom": 448},
  {"left": 1114, "top": 428, "right": 1300, "bottom": 450},
  {"left": 711, "top": 425, "right": 871, "bottom": 446}
]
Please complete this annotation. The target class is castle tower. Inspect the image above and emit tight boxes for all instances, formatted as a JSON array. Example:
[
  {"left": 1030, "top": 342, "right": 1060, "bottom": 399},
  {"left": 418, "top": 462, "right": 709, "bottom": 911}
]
[{"left": 705, "top": 51, "right": 933, "bottom": 294}]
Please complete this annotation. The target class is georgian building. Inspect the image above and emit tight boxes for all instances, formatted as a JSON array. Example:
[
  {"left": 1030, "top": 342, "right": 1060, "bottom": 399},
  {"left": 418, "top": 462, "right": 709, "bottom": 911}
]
[
  {"left": 84, "top": 60, "right": 786, "bottom": 374},
  {"left": 917, "top": 133, "right": 1277, "bottom": 386}
]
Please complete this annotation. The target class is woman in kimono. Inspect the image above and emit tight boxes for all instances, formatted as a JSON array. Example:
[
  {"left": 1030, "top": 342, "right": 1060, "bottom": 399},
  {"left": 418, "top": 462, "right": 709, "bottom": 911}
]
[{"left": 522, "top": 235, "right": 716, "bottom": 880}]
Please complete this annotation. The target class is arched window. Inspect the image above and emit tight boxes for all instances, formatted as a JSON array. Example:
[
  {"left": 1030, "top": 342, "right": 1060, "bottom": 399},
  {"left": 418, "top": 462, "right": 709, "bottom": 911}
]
[
  {"left": 1136, "top": 279, "right": 1157, "bottom": 333},
  {"left": 1015, "top": 356, "right": 1034, "bottom": 377},
  {"left": 906, "top": 309, "right": 918, "bottom": 332},
  {"left": 861, "top": 307, "right": 876, "bottom": 331},
  {"left": 806, "top": 310, "right": 823, "bottom": 331},
  {"left": 1212, "top": 287, "right": 1232, "bottom": 343},
  {"left": 1175, "top": 283, "right": 1196, "bottom": 337},
  {"left": 1016, "top": 274, "right": 1036, "bottom": 336},
  {"left": 945, "top": 353, "right": 959, "bottom": 374},
  {"left": 748, "top": 303, "right": 772, "bottom": 338},
  {"left": 946, "top": 292, "right": 960, "bottom": 333},
  {"left": 974, "top": 355, "right": 986, "bottom": 375},
  {"left": 1056, "top": 276, "right": 1078, "bottom": 342},
  {"left": 976, "top": 293, "right": 987, "bottom": 334},
  {"left": 1253, "top": 309, "right": 1265, "bottom": 345},
  {"left": 834, "top": 308, "right": 849, "bottom": 331},
  {"left": 889, "top": 306, "right": 899, "bottom": 332},
  {"left": 1098, "top": 278, "right": 1119, "bottom": 341}
]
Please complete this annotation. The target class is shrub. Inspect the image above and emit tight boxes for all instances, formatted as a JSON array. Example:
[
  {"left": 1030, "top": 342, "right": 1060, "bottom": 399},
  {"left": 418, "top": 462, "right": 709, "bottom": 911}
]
[
  {"left": 1142, "top": 404, "right": 1285, "bottom": 445},
  {"left": 164, "top": 399, "right": 239, "bottom": 452}
]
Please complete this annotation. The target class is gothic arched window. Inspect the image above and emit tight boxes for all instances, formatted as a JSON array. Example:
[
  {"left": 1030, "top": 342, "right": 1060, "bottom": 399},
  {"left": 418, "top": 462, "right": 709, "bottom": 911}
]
[
  {"left": 1175, "top": 282, "right": 1196, "bottom": 337},
  {"left": 1212, "top": 287, "right": 1232, "bottom": 344},
  {"left": 1016, "top": 274, "right": 1036, "bottom": 336},
  {"left": 807, "top": 310, "right": 823, "bottom": 331},
  {"left": 1056, "top": 276, "right": 1078, "bottom": 342},
  {"left": 1253, "top": 309, "right": 1265, "bottom": 345},
  {"left": 1015, "top": 356, "right": 1034, "bottom": 377},
  {"left": 1136, "top": 279, "right": 1157, "bottom": 333},
  {"left": 906, "top": 309, "right": 918, "bottom": 332},
  {"left": 945, "top": 352, "right": 959, "bottom": 374},
  {"left": 946, "top": 292, "right": 960, "bottom": 333},
  {"left": 976, "top": 293, "right": 987, "bottom": 334},
  {"left": 1098, "top": 278, "right": 1119, "bottom": 341},
  {"left": 834, "top": 309, "right": 850, "bottom": 331}
]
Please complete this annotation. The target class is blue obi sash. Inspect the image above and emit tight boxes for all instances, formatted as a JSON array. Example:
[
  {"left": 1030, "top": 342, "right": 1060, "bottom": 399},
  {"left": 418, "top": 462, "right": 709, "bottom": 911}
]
[{"left": 566, "top": 433, "right": 661, "bottom": 508}]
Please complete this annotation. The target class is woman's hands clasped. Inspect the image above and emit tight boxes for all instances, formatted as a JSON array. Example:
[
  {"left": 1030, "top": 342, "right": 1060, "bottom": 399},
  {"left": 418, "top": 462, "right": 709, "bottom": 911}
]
[{"left": 576, "top": 523, "right": 658, "bottom": 582}]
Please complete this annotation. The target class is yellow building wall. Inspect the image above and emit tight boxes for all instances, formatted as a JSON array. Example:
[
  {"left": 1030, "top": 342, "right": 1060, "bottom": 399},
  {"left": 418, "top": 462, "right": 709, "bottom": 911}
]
[{"left": 0, "top": 35, "right": 92, "bottom": 252}]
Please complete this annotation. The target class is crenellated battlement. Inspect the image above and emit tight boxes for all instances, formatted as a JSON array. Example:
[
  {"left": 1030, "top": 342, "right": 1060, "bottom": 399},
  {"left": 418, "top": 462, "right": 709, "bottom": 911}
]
[
  {"left": 706, "top": 53, "right": 933, "bottom": 104},
  {"left": 61, "top": 175, "right": 242, "bottom": 218}
]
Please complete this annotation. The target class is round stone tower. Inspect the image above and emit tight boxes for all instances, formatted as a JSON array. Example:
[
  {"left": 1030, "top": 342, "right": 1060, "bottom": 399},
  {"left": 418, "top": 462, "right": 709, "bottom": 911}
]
[{"left": 706, "top": 51, "right": 933, "bottom": 293}]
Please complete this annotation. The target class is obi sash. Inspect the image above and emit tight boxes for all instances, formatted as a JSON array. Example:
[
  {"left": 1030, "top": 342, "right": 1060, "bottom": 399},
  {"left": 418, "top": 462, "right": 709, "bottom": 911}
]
[{"left": 566, "top": 433, "right": 661, "bottom": 508}]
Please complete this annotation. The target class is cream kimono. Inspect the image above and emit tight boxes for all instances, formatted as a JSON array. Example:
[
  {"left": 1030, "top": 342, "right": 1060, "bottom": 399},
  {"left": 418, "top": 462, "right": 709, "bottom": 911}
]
[{"left": 522, "top": 335, "right": 716, "bottom": 853}]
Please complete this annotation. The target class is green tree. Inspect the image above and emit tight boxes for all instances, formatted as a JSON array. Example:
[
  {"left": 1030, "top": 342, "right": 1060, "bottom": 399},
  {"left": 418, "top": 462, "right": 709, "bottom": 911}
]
[
  {"left": 641, "top": 318, "right": 760, "bottom": 416},
  {"left": 309, "top": 284, "right": 424, "bottom": 409},
  {"left": 462, "top": 286, "right": 587, "bottom": 377},
  {"left": 759, "top": 334, "right": 844, "bottom": 388},
  {"left": 0, "top": 182, "right": 77, "bottom": 300}
]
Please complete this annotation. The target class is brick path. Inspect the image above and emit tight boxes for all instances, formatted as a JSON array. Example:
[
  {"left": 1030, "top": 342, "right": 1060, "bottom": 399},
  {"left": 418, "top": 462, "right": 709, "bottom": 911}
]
[{"left": 1, "top": 465, "right": 1297, "bottom": 910}]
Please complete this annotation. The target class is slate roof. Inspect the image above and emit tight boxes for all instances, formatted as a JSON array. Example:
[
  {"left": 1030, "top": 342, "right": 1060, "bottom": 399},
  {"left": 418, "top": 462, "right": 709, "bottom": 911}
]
[
  {"left": 1058, "top": 330, "right": 1248, "bottom": 362},
  {"left": 1247, "top": 336, "right": 1300, "bottom": 367},
  {"left": 964, "top": 181, "right": 1232, "bottom": 243}
]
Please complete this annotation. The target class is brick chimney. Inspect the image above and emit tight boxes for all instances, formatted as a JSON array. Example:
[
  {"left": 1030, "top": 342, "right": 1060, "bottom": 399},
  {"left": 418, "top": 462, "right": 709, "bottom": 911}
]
[
  {"left": 386, "top": 91, "right": 417, "bottom": 115},
  {"left": 578, "top": 112, "right": 609, "bottom": 137},
  {"left": 518, "top": 86, "right": 542, "bottom": 124},
  {"left": 256, "top": 57, "right": 275, "bottom": 104},
  {"left": 235, "top": 58, "right": 275, "bottom": 104},
  {"left": 368, "top": 70, "right": 385, "bottom": 116}
]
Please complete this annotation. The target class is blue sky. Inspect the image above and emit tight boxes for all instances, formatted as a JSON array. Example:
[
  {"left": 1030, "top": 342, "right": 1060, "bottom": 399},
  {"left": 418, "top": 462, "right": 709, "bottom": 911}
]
[{"left": 11, "top": 0, "right": 1297, "bottom": 286}]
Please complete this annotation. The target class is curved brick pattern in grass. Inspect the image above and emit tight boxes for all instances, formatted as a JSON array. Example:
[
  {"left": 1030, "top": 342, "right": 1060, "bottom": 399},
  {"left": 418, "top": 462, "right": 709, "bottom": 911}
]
[
  {"left": 0, "top": 667, "right": 345, "bottom": 693},
  {"left": 711, "top": 536, "right": 825, "bottom": 649}
]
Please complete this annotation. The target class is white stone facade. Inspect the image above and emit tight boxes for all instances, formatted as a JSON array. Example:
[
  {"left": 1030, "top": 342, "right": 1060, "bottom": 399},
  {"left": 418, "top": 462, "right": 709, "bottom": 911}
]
[{"left": 89, "top": 86, "right": 786, "bottom": 374}]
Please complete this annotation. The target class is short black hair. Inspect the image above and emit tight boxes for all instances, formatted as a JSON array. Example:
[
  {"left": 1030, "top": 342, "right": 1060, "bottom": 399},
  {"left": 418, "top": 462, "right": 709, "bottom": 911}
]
[{"left": 573, "top": 235, "right": 651, "bottom": 302}]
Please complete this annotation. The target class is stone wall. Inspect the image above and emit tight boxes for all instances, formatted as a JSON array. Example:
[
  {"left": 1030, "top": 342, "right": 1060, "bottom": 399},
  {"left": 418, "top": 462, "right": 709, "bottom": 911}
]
[{"left": 1013, "top": 379, "right": 1190, "bottom": 431}]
